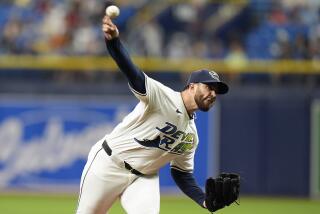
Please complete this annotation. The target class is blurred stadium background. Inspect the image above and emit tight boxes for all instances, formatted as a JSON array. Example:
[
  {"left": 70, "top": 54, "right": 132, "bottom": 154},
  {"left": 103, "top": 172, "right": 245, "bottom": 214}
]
[{"left": 0, "top": 0, "right": 320, "bottom": 213}]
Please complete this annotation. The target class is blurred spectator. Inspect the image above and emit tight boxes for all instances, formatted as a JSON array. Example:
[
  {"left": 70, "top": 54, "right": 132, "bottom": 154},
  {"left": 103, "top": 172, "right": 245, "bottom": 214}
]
[
  {"left": 1, "top": 18, "right": 22, "bottom": 54},
  {"left": 191, "top": 41, "right": 209, "bottom": 58},
  {"left": 293, "top": 33, "right": 310, "bottom": 59},
  {"left": 166, "top": 32, "right": 193, "bottom": 58},
  {"left": 309, "top": 23, "right": 320, "bottom": 61},
  {"left": 206, "top": 37, "right": 226, "bottom": 59},
  {"left": 268, "top": 2, "right": 288, "bottom": 25},
  {"left": 271, "top": 29, "right": 292, "bottom": 59},
  {"left": 71, "top": 20, "right": 103, "bottom": 55},
  {"left": 225, "top": 39, "right": 248, "bottom": 70},
  {"left": 127, "top": 20, "right": 164, "bottom": 56}
]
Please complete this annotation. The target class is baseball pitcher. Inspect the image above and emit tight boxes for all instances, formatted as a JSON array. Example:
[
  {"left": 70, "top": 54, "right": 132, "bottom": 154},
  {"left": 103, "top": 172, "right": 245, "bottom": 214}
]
[{"left": 76, "top": 14, "right": 240, "bottom": 214}]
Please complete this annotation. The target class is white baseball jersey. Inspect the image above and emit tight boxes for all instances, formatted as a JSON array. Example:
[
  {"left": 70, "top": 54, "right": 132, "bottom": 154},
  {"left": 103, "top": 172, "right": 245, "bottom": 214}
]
[{"left": 102, "top": 74, "right": 199, "bottom": 175}]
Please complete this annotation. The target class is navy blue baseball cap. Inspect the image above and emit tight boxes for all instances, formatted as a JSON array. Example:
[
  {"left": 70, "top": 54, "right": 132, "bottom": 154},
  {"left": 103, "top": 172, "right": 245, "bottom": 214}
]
[{"left": 186, "top": 69, "right": 229, "bottom": 94}]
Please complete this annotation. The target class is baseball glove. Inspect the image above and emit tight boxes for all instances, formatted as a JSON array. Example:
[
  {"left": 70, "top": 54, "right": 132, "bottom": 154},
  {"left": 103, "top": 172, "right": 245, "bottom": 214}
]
[{"left": 205, "top": 173, "right": 240, "bottom": 212}]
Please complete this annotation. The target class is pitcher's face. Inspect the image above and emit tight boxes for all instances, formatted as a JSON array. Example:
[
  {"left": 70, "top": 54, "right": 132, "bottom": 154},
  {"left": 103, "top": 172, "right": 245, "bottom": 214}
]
[{"left": 194, "top": 83, "right": 217, "bottom": 112}]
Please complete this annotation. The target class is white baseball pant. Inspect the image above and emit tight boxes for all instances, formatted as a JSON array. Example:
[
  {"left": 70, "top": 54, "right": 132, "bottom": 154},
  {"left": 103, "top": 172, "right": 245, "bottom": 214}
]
[{"left": 76, "top": 141, "right": 160, "bottom": 214}]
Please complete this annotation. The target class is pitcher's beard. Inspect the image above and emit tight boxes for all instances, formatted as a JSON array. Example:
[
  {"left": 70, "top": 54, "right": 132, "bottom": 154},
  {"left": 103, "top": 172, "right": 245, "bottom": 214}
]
[{"left": 195, "top": 96, "right": 212, "bottom": 112}]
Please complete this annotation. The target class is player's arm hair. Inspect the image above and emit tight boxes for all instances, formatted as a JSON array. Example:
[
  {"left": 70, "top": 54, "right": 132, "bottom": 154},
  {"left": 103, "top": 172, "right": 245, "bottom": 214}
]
[
  {"left": 105, "top": 38, "right": 146, "bottom": 94},
  {"left": 171, "top": 168, "right": 205, "bottom": 208}
]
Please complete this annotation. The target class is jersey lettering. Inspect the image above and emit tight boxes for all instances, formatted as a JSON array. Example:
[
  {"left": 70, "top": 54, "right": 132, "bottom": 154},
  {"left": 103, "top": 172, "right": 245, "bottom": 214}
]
[
  {"left": 135, "top": 122, "right": 195, "bottom": 155},
  {"left": 159, "top": 135, "right": 175, "bottom": 150},
  {"left": 156, "top": 122, "right": 177, "bottom": 135}
]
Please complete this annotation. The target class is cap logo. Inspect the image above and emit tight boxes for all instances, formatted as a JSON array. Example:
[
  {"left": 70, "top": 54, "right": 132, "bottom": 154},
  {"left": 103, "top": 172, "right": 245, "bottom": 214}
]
[{"left": 209, "top": 71, "right": 219, "bottom": 80}]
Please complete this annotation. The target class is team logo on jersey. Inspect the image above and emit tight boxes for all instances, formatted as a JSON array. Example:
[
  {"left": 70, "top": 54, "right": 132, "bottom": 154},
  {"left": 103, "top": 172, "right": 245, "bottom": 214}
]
[{"left": 134, "top": 122, "right": 195, "bottom": 155}]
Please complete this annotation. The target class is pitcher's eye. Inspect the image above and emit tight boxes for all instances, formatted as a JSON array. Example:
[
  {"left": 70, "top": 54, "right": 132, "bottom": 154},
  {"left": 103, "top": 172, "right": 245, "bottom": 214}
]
[
  {"left": 203, "top": 84, "right": 210, "bottom": 89},
  {"left": 207, "top": 85, "right": 218, "bottom": 92},
  {"left": 206, "top": 84, "right": 214, "bottom": 90}
]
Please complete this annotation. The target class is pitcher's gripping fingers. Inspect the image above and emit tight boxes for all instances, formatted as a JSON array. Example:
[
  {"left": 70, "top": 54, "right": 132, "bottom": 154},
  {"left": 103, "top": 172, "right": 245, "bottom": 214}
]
[{"left": 102, "top": 16, "right": 119, "bottom": 40}]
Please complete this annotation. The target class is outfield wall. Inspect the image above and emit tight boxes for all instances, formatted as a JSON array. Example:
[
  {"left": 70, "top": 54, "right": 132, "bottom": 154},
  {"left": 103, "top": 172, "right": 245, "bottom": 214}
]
[
  {"left": 219, "top": 86, "right": 312, "bottom": 197},
  {"left": 311, "top": 100, "right": 320, "bottom": 199}
]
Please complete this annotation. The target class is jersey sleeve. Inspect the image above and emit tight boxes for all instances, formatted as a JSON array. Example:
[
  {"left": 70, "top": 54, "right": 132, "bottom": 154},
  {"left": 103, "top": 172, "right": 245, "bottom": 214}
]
[
  {"left": 106, "top": 38, "right": 146, "bottom": 94},
  {"left": 129, "top": 74, "right": 172, "bottom": 108}
]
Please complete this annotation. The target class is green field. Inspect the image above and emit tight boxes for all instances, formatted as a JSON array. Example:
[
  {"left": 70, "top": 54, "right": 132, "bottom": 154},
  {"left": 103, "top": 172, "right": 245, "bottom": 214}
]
[{"left": 0, "top": 193, "right": 319, "bottom": 214}]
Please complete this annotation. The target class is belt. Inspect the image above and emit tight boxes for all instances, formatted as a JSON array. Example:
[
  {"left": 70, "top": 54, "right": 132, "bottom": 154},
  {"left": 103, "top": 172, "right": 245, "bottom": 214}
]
[{"left": 102, "top": 140, "right": 144, "bottom": 176}]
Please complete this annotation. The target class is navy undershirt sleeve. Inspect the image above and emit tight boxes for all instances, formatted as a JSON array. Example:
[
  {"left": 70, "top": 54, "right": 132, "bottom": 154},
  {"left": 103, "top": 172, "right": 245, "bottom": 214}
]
[
  {"left": 105, "top": 37, "right": 146, "bottom": 94},
  {"left": 171, "top": 168, "right": 206, "bottom": 208}
]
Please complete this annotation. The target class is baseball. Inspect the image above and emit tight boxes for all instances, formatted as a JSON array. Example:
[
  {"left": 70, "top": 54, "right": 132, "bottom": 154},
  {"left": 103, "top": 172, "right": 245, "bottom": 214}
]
[{"left": 105, "top": 5, "right": 120, "bottom": 19}]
